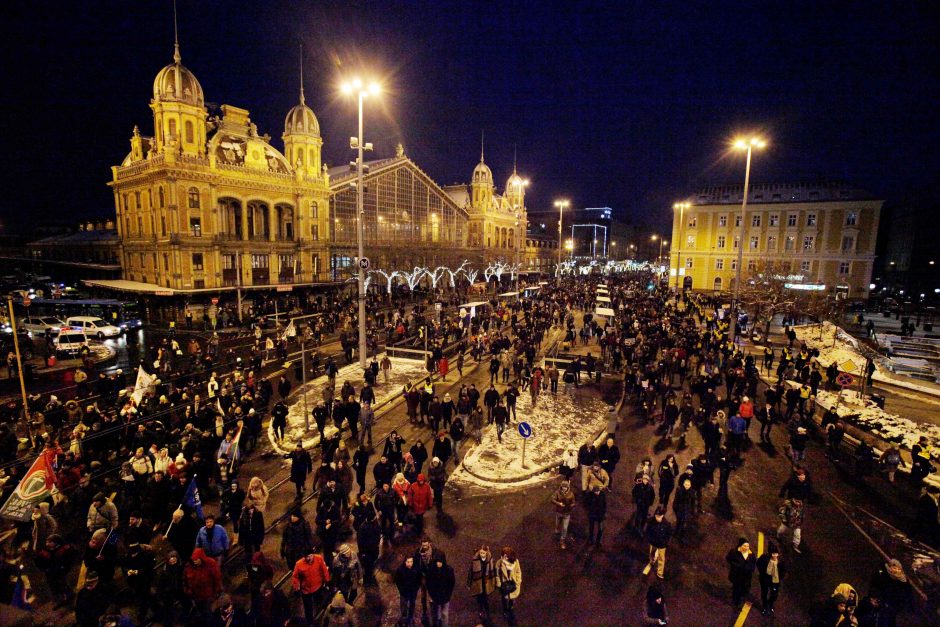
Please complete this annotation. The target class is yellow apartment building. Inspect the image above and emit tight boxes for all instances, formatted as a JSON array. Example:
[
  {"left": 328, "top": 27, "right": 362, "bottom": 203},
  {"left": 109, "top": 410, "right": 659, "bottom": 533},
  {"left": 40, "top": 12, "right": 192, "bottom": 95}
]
[{"left": 669, "top": 182, "right": 882, "bottom": 300}]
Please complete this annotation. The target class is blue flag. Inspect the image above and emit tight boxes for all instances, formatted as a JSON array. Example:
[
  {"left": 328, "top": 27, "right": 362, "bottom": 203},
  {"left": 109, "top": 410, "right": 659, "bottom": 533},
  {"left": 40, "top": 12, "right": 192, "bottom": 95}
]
[{"left": 183, "top": 476, "right": 203, "bottom": 519}]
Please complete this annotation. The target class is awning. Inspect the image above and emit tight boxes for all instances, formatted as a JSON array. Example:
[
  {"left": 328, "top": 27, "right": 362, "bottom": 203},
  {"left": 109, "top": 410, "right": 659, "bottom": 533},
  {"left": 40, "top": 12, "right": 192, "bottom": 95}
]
[
  {"left": 596, "top": 295, "right": 612, "bottom": 303},
  {"left": 82, "top": 278, "right": 342, "bottom": 296},
  {"left": 594, "top": 306, "right": 615, "bottom": 318},
  {"left": 458, "top": 301, "right": 487, "bottom": 309},
  {"left": 498, "top": 292, "right": 519, "bottom": 298}
]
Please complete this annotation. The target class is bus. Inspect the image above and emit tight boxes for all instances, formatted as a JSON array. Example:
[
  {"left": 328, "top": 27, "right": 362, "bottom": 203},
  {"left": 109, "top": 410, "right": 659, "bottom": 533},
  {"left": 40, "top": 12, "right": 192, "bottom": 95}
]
[{"left": 21, "top": 298, "right": 143, "bottom": 332}]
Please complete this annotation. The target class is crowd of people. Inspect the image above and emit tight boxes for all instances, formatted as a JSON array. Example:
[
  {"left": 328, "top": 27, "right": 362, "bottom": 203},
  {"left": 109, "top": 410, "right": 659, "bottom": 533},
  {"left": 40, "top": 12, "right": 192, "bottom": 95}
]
[{"left": 0, "top": 274, "right": 933, "bottom": 626}]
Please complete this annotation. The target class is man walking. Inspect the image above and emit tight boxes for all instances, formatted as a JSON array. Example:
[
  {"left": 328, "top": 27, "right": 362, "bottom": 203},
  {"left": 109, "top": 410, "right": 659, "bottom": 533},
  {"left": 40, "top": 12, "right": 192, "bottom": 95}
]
[
  {"left": 551, "top": 479, "right": 576, "bottom": 550},
  {"left": 645, "top": 507, "right": 673, "bottom": 580}
]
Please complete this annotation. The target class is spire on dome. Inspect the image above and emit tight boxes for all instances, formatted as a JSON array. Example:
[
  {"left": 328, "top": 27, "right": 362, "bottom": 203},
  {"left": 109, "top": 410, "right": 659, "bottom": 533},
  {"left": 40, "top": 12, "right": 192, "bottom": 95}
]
[
  {"left": 172, "top": 0, "right": 181, "bottom": 63},
  {"left": 513, "top": 144, "right": 517, "bottom": 175},
  {"left": 298, "top": 43, "right": 305, "bottom": 105},
  {"left": 480, "top": 130, "right": 485, "bottom": 163}
]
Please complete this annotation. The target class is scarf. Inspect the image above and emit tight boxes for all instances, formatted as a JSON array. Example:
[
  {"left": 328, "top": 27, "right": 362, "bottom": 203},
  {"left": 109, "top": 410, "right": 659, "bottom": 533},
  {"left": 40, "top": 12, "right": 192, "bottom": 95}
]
[{"left": 765, "top": 558, "right": 779, "bottom": 584}]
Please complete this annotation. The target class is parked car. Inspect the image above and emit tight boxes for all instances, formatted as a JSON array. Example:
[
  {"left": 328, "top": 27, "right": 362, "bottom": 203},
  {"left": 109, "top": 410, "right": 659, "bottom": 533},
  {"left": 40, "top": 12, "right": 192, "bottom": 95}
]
[
  {"left": 21, "top": 316, "right": 66, "bottom": 336},
  {"left": 0, "top": 332, "right": 34, "bottom": 361},
  {"left": 55, "top": 330, "right": 89, "bottom": 357},
  {"left": 65, "top": 316, "right": 121, "bottom": 339}
]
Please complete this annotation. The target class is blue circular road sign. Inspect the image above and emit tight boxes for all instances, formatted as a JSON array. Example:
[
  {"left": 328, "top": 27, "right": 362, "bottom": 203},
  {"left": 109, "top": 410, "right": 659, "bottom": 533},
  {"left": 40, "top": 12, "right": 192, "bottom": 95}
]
[{"left": 518, "top": 422, "right": 532, "bottom": 438}]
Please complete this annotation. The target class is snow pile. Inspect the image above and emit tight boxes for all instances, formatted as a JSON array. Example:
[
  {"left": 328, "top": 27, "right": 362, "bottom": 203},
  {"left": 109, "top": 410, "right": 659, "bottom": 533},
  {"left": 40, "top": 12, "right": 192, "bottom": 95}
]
[
  {"left": 451, "top": 385, "right": 610, "bottom": 487},
  {"left": 793, "top": 322, "right": 868, "bottom": 371},
  {"left": 267, "top": 356, "right": 431, "bottom": 454},
  {"left": 814, "top": 389, "right": 940, "bottom": 462}
]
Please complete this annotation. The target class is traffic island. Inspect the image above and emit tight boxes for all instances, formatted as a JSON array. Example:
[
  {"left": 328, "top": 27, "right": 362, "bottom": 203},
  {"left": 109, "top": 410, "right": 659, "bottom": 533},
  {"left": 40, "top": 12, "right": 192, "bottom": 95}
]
[{"left": 452, "top": 380, "right": 619, "bottom": 487}]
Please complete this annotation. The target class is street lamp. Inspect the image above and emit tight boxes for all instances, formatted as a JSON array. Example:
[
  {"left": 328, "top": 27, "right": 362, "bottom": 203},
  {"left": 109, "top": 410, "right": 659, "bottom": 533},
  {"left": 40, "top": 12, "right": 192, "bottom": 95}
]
[
  {"left": 514, "top": 210, "right": 522, "bottom": 290},
  {"left": 341, "top": 76, "right": 382, "bottom": 368},
  {"left": 651, "top": 234, "right": 663, "bottom": 264},
  {"left": 554, "top": 199, "right": 569, "bottom": 280},
  {"left": 729, "top": 136, "right": 767, "bottom": 345},
  {"left": 610, "top": 241, "right": 617, "bottom": 261},
  {"left": 673, "top": 202, "right": 690, "bottom": 291}
]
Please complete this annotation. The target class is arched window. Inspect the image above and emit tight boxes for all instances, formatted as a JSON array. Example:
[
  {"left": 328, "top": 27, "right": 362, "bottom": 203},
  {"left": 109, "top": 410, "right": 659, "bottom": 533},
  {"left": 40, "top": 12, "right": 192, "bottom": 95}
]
[
  {"left": 188, "top": 187, "right": 200, "bottom": 209},
  {"left": 184, "top": 120, "right": 194, "bottom": 143},
  {"left": 168, "top": 118, "right": 177, "bottom": 139},
  {"left": 158, "top": 187, "right": 165, "bottom": 208},
  {"left": 508, "top": 228, "right": 514, "bottom": 248},
  {"left": 296, "top": 150, "right": 304, "bottom": 166},
  {"left": 713, "top": 277, "right": 723, "bottom": 291},
  {"left": 309, "top": 149, "right": 316, "bottom": 168}
]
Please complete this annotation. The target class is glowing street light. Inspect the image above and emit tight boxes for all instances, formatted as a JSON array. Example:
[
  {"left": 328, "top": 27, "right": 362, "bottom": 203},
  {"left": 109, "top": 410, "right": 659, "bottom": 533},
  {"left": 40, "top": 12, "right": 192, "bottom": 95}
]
[
  {"left": 673, "top": 202, "right": 691, "bottom": 291},
  {"left": 554, "top": 199, "right": 570, "bottom": 280},
  {"left": 341, "top": 76, "right": 383, "bottom": 367},
  {"left": 729, "top": 135, "right": 767, "bottom": 345}
]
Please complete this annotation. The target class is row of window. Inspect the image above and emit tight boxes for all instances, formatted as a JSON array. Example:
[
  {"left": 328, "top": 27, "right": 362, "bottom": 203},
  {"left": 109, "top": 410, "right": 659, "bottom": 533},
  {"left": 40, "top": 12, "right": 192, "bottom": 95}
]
[
  {"left": 690, "top": 211, "right": 857, "bottom": 229},
  {"left": 684, "top": 257, "right": 853, "bottom": 275},
  {"left": 688, "top": 233, "right": 857, "bottom": 253}
]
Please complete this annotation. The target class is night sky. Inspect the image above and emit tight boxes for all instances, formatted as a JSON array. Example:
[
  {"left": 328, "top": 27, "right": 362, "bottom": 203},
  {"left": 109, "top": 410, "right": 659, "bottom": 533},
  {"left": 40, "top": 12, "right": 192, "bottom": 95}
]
[{"left": 4, "top": 1, "right": 938, "bottom": 233}]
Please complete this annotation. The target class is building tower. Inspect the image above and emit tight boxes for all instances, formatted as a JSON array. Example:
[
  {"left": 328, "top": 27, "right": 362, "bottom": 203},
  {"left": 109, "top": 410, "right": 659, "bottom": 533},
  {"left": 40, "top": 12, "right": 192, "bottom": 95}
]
[
  {"left": 149, "top": 9, "right": 207, "bottom": 156},
  {"left": 470, "top": 132, "right": 495, "bottom": 211},
  {"left": 282, "top": 46, "right": 323, "bottom": 178}
]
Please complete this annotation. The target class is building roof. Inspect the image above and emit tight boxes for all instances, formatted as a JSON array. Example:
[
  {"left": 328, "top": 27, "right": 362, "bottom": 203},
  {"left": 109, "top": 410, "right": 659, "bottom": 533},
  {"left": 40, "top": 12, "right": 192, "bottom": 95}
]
[
  {"left": 327, "top": 156, "right": 405, "bottom": 183},
  {"left": 28, "top": 229, "right": 119, "bottom": 246},
  {"left": 692, "top": 180, "right": 877, "bottom": 205}
]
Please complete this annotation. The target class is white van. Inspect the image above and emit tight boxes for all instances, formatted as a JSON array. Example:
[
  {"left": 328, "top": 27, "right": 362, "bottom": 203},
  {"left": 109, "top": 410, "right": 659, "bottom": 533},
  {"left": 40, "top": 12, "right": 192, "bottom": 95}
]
[
  {"left": 55, "top": 330, "right": 89, "bottom": 356},
  {"left": 65, "top": 316, "right": 122, "bottom": 339}
]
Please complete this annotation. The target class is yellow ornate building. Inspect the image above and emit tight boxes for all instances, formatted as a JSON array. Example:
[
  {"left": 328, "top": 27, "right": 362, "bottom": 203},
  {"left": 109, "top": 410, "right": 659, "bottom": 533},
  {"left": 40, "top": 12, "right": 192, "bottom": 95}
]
[
  {"left": 109, "top": 39, "right": 330, "bottom": 291},
  {"left": 669, "top": 182, "right": 883, "bottom": 299},
  {"left": 444, "top": 144, "right": 529, "bottom": 267},
  {"left": 104, "top": 32, "right": 554, "bottom": 301}
]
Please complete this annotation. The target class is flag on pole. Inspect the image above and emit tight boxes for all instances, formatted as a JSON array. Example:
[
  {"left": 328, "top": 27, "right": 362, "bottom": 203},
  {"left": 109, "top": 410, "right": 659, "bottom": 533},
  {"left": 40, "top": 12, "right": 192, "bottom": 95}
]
[
  {"left": 131, "top": 365, "right": 157, "bottom": 404},
  {"left": 0, "top": 452, "right": 57, "bottom": 521},
  {"left": 218, "top": 421, "right": 243, "bottom": 471},
  {"left": 283, "top": 319, "right": 296, "bottom": 340},
  {"left": 182, "top": 476, "right": 203, "bottom": 519}
]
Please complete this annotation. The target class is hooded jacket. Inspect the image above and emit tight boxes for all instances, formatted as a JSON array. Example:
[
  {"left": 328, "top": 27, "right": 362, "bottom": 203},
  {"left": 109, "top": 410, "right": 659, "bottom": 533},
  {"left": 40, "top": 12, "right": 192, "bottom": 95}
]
[
  {"left": 292, "top": 553, "right": 330, "bottom": 595},
  {"left": 195, "top": 522, "right": 231, "bottom": 557},
  {"left": 426, "top": 558, "right": 456, "bottom": 604},
  {"left": 407, "top": 475, "right": 434, "bottom": 515},
  {"left": 183, "top": 548, "right": 223, "bottom": 602}
]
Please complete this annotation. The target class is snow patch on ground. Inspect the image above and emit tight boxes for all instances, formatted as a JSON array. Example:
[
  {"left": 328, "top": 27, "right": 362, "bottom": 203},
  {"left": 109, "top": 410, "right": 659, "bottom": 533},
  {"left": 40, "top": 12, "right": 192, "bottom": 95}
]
[
  {"left": 793, "top": 322, "right": 868, "bottom": 372},
  {"left": 451, "top": 385, "right": 610, "bottom": 488},
  {"left": 267, "top": 356, "right": 430, "bottom": 454},
  {"left": 814, "top": 389, "right": 940, "bottom": 462}
]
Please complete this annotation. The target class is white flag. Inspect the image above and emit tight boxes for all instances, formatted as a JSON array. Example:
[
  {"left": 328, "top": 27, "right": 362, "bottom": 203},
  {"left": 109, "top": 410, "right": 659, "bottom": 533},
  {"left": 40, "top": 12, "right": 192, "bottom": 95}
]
[{"left": 131, "top": 365, "right": 157, "bottom": 404}]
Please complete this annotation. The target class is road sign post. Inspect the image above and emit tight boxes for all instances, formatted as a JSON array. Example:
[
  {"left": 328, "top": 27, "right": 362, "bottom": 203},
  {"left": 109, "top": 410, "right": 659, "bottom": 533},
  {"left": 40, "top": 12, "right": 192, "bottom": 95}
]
[{"left": 518, "top": 421, "right": 532, "bottom": 468}]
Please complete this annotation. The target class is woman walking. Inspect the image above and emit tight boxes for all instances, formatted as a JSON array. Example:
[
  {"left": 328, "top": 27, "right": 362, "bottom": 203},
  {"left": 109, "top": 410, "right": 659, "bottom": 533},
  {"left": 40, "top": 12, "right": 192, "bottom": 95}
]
[
  {"left": 495, "top": 546, "right": 523, "bottom": 626},
  {"left": 466, "top": 545, "right": 496, "bottom": 621}
]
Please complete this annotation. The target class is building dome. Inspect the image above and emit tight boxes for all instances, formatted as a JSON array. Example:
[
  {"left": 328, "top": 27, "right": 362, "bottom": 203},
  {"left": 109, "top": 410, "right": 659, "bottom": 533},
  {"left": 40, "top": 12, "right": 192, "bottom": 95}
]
[
  {"left": 506, "top": 172, "right": 526, "bottom": 194},
  {"left": 153, "top": 55, "right": 204, "bottom": 106},
  {"left": 472, "top": 161, "right": 493, "bottom": 184},
  {"left": 284, "top": 101, "right": 320, "bottom": 137}
]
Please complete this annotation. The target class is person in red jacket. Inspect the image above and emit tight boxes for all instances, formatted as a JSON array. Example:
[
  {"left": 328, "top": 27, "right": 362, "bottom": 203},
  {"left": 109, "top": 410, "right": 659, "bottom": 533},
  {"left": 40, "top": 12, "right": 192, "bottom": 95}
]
[
  {"left": 407, "top": 473, "right": 434, "bottom": 535},
  {"left": 738, "top": 396, "right": 755, "bottom": 438},
  {"left": 292, "top": 550, "right": 331, "bottom": 625},
  {"left": 183, "top": 548, "right": 223, "bottom": 618}
]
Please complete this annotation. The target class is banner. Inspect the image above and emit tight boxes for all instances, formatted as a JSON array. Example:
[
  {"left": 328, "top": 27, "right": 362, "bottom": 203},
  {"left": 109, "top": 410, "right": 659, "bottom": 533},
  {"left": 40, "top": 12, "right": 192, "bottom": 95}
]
[
  {"left": 182, "top": 476, "right": 203, "bottom": 519},
  {"left": 0, "top": 453, "right": 57, "bottom": 521},
  {"left": 131, "top": 365, "right": 157, "bottom": 404}
]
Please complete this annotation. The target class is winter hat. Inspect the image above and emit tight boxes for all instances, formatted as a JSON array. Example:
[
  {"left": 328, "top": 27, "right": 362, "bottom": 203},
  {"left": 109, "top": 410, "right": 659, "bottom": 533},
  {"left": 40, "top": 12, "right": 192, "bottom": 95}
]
[
  {"left": 330, "top": 591, "right": 347, "bottom": 609},
  {"left": 339, "top": 544, "right": 352, "bottom": 557},
  {"left": 736, "top": 537, "right": 749, "bottom": 548},
  {"left": 831, "top": 593, "right": 848, "bottom": 604},
  {"left": 417, "top": 473, "right": 426, "bottom": 482}
]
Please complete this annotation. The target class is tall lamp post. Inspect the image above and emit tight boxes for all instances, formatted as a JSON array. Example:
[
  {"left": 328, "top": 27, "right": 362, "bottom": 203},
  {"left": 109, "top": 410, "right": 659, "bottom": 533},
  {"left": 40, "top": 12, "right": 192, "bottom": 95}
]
[
  {"left": 729, "top": 136, "right": 767, "bottom": 345},
  {"left": 341, "top": 77, "right": 381, "bottom": 368},
  {"left": 514, "top": 210, "right": 522, "bottom": 290},
  {"left": 554, "top": 199, "right": 569, "bottom": 280},
  {"left": 673, "top": 202, "right": 690, "bottom": 291}
]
